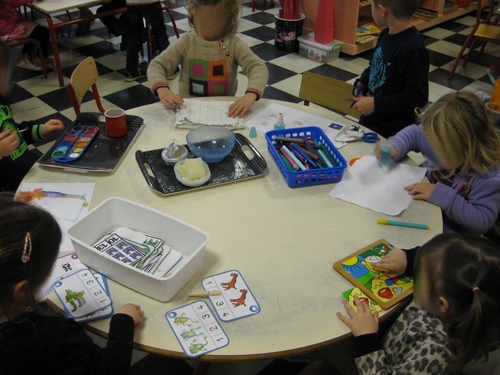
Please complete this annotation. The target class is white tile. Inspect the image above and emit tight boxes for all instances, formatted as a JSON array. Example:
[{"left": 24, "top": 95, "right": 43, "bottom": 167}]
[
  {"left": 460, "top": 80, "right": 494, "bottom": 95},
  {"left": 328, "top": 57, "right": 368, "bottom": 75},
  {"left": 238, "top": 34, "right": 265, "bottom": 47},
  {"left": 16, "top": 74, "right": 66, "bottom": 96},
  {"left": 10, "top": 97, "right": 58, "bottom": 122},
  {"left": 442, "top": 60, "right": 489, "bottom": 79},
  {"left": 268, "top": 53, "right": 321, "bottom": 73},
  {"left": 96, "top": 53, "right": 126, "bottom": 71},
  {"left": 238, "top": 18, "right": 263, "bottom": 33},
  {"left": 428, "top": 82, "right": 456, "bottom": 103},
  {"left": 270, "top": 73, "right": 302, "bottom": 98},
  {"left": 58, "top": 34, "right": 105, "bottom": 49},
  {"left": 422, "top": 27, "right": 456, "bottom": 39},
  {"left": 426, "top": 39, "right": 463, "bottom": 58},
  {"left": 95, "top": 72, "right": 140, "bottom": 96}
]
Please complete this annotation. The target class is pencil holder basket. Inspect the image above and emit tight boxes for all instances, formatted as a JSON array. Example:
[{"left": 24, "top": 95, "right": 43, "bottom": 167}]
[{"left": 266, "top": 126, "right": 347, "bottom": 188}]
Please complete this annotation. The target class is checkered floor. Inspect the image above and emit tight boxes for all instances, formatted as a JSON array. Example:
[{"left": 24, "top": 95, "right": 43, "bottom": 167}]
[{"left": 8, "top": 0, "right": 500, "bottom": 154}]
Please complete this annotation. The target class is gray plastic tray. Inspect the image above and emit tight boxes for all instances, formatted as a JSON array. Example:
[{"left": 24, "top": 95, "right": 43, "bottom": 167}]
[{"left": 135, "top": 133, "right": 267, "bottom": 196}]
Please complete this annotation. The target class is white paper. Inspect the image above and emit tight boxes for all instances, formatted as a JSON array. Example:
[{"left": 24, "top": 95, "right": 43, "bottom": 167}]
[
  {"left": 245, "top": 103, "right": 348, "bottom": 141},
  {"left": 329, "top": 156, "right": 427, "bottom": 216},
  {"left": 175, "top": 99, "right": 244, "bottom": 129}
]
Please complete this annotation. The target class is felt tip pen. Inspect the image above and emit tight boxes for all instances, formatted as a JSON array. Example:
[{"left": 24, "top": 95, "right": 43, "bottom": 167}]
[
  {"left": 281, "top": 145, "right": 306, "bottom": 171},
  {"left": 291, "top": 143, "right": 318, "bottom": 168},
  {"left": 377, "top": 219, "right": 430, "bottom": 230},
  {"left": 279, "top": 146, "right": 299, "bottom": 170}
]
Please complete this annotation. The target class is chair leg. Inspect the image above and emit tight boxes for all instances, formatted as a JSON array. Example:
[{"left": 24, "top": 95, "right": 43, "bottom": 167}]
[
  {"left": 448, "top": 34, "right": 473, "bottom": 80},
  {"left": 34, "top": 43, "right": 48, "bottom": 79},
  {"left": 463, "top": 39, "right": 477, "bottom": 68},
  {"left": 252, "top": 0, "right": 255, "bottom": 12}
]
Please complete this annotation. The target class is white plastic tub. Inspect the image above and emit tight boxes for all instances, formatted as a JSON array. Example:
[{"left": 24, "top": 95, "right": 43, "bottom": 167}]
[{"left": 67, "top": 197, "right": 209, "bottom": 302}]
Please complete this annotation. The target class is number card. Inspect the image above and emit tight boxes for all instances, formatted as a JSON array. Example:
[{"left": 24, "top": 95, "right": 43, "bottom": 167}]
[
  {"left": 165, "top": 301, "right": 229, "bottom": 358},
  {"left": 74, "top": 273, "right": 114, "bottom": 323},
  {"left": 53, "top": 269, "right": 112, "bottom": 318},
  {"left": 201, "top": 270, "right": 260, "bottom": 322}
]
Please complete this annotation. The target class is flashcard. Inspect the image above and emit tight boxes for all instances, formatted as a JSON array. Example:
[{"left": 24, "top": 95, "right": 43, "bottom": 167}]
[
  {"left": 165, "top": 301, "right": 229, "bottom": 358},
  {"left": 53, "top": 269, "right": 112, "bottom": 318},
  {"left": 74, "top": 273, "right": 114, "bottom": 323},
  {"left": 201, "top": 270, "right": 260, "bottom": 322}
]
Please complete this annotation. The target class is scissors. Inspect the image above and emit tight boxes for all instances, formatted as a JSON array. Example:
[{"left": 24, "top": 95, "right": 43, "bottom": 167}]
[{"left": 345, "top": 130, "right": 379, "bottom": 143}]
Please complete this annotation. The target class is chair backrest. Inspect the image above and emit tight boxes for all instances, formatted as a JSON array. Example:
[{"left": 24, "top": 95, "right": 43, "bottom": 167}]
[
  {"left": 66, "top": 56, "right": 105, "bottom": 115},
  {"left": 299, "top": 72, "right": 360, "bottom": 119},
  {"left": 474, "top": 0, "right": 495, "bottom": 26}
]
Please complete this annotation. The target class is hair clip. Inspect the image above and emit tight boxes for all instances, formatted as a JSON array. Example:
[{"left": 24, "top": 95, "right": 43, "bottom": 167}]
[
  {"left": 21, "top": 232, "right": 32, "bottom": 263},
  {"left": 472, "top": 286, "right": 480, "bottom": 293}
]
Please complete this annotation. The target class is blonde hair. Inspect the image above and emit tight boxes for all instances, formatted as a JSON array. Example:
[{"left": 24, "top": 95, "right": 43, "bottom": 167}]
[
  {"left": 418, "top": 91, "right": 500, "bottom": 175},
  {"left": 186, "top": 0, "right": 240, "bottom": 37}
]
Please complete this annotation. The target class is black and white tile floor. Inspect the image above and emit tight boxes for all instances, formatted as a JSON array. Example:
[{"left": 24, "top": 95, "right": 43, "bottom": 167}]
[{"left": 8, "top": 0, "right": 500, "bottom": 155}]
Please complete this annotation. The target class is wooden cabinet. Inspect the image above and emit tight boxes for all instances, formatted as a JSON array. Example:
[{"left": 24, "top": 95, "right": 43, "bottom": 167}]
[{"left": 334, "top": 0, "right": 477, "bottom": 55}]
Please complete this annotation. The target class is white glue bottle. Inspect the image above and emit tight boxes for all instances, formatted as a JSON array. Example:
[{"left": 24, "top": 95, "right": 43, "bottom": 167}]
[{"left": 274, "top": 113, "right": 286, "bottom": 130}]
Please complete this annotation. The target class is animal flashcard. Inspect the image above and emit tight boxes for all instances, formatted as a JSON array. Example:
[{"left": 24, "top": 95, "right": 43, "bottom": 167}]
[
  {"left": 333, "top": 239, "right": 413, "bottom": 310},
  {"left": 165, "top": 301, "right": 229, "bottom": 358},
  {"left": 53, "top": 269, "right": 112, "bottom": 318},
  {"left": 201, "top": 270, "right": 260, "bottom": 322}
]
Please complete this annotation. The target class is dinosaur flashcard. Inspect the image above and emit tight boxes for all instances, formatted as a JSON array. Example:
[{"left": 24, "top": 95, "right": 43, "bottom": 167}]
[
  {"left": 201, "top": 270, "right": 260, "bottom": 322},
  {"left": 165, "top": 301, "right": 229, "bottom": 358},
  {"left": 333, "top": 239, "right": 414, "bottom": 310}
]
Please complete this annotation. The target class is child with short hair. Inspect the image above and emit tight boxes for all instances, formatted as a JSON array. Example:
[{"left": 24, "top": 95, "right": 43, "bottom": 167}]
[
  {"left": 338, "top": 233, "right": 500, "bottom": 374},
  {"left": 147, "top": 0, "right": 269, "bottom": 118},
  {"left": 379, "top": 91, "right": 500, "bottom": 236},
  {"left": 352, "top": 0, "right": 429, "bottom": 138},
  {"left": 0, "top": 193, "right": 146, "bottom": 374},
  {"left": 0, "top": 40, "right": 64, "bottom": 192}
]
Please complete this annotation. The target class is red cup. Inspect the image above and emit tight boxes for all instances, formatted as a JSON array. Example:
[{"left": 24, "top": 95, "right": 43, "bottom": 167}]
[{"left": 105, "top": 108, "right": 127, "bottom": 137}]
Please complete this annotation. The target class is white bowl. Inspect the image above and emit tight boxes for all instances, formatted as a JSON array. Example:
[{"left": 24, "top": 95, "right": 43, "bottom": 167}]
[{"left": 174, "top": 159, "right": 211, "bottom": 187}]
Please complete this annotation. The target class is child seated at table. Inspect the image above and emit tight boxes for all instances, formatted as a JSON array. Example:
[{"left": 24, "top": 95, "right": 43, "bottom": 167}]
[
  {"left": 378, "top": 91, "right": 500, "bottom": 236},
  {"left": 336, "top": 233, "right": 500, "bottom": 374},
  {"left": 147, "top": 0, "right": 269, "bottom": 119},
  {"left": 0, "top": 0, "right": 54, "bottom": 70}
]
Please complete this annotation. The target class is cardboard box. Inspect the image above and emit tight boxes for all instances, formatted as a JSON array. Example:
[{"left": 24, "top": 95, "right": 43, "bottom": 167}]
[
  {"left": 298, "top": 33, "right": 342, "bottom": 63},
  {"left": 67, "top": 197, "right": 209, "bottom": 302}
]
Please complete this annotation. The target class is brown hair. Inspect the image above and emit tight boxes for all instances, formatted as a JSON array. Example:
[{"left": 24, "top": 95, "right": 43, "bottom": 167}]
[
  {"left": 185, "top": 0, "right": 240, "bottom": 37},
  {"left": 415, "top": 233, "right": 500, "bottom": 373},
  {"left": 0, "top": 193, "right": 62, "bottom": 321},
  {"left": 372, "top": 0, "right": 420, "bottom": 19},
  {"left": 418, "top": 91, "right": 500, "bottom": 175}
]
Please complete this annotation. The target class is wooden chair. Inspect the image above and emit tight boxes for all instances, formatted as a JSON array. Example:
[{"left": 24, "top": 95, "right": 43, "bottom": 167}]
[
  {"left": 252, "top": 0, "right": 275, "bottom": 12},
  {"left": 7, "top": 38, "right": 48, "bottom": 79},
  {"left": 299, "top": 72, "right": 360, "bottom": 119},
  {"left": 66, "top": 56, "right": 105, "bottom": 115},
  {"left": 448, "top": 0, "right": 500, "bottom": 80}
]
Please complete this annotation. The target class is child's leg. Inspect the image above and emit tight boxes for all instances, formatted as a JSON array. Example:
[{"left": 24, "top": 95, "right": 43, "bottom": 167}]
[
  {"left": 125, "top": 6, "right": 145, "bottom": 75},
  {"left": 142, "top": 3, "right": 170, "bottom": 53},
  {"left": 25, "top": 25, "right": 50, "bottom": 58}
]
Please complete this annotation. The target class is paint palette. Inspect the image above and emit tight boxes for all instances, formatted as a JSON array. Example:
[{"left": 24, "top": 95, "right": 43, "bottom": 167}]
[{"left": 51, "top": 125, "right": 99, "bottom": 163}]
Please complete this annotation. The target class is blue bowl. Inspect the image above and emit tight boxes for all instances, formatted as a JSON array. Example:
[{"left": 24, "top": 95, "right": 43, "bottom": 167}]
[{"left": 186, "top": 126, "right": 236, "bottom": 163}]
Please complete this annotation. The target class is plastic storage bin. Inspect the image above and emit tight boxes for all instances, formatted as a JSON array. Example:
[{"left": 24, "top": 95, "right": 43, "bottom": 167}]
[
  {"left": 67, "top": 197, "right": 209, "bottom": 302},
  {"left": 298, "top": 33, "right": 342, "bottom": 63},
  {"left": 266, "top": 126, "right": 347, "bottom": 188}
]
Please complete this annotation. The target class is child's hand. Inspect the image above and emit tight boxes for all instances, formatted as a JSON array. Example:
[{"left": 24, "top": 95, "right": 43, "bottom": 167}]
[
  {"left": 372, "top": 247, "right": 406, "bottom": 278},
  {"left": 0, "top": 130, "right": 20, "bottom": 157},
  {"left": 115, "top": 304, "right": 144, "bottom": 325},
  {"left": 41, "top": 119, "right": 64, "bottom": 137},
  {"left": 228, "top": 93, "right": 256, "bottom": 118},
  {"left": 353, "top": 96, "right": 375, "bottom": 116},
  {"left": 157, "top": 87, "right": 184, "bottom": 107},
  {"left": 405, "top": 182, "right": 435, "bottom": 201},
  {"left": 337, "top": 296, "right": 379, "bottom": 337}
]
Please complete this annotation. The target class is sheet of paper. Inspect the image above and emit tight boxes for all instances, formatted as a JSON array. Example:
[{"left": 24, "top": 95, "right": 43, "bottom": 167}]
[
  {"left": 175, "top": 99, "right": 244, "bottom": 129},
  {"left": 246, "top": 103, "right": 348, "bottom": 142},
  {"left": 329, "top": 156, "right": 427, "bottom": 215},
  {"left": 17, "top": 183, "right": 95, "bottom": 252}
]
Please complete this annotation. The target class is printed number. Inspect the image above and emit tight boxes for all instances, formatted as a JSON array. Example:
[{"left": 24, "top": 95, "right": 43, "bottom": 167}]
[
  {"left": 94, "top": 290, "right": 102, "bottom": 296},
  {"left": 99, "top": 298, "right": 108, "bottom": 303},
  {"left": 201, "top": 314, "right": 211, "bottom": 320},
  {"left": 215, "top": 301, "right": 225, "bottom": 306},
  {"left": 86, "top": 279, "right": 94, "bottom": 285},
  {"left": 209, "top": 326, "right": 219, "bottom": 332}
]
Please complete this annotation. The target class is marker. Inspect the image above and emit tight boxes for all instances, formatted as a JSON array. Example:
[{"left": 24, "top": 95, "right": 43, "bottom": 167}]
[
  {"left": 279, "top": 146, "right": 299, "bottom": 170},
  {"left": 291, "top": 143, "right": 318, "bottom": 168},
  {"left": 377, "top": 219, "right": 430, "bottom": 230},
  {"left": 281, "top": 145, "right": 306, "bottom": 171}
]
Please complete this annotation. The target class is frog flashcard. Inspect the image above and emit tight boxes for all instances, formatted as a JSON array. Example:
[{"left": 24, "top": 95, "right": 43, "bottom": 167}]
[
  {"left": 165, "top": 301, "right": 229, "bottom": 358},
  {"left": 202, "top": 270, "right": 260, "bottom": 322}
]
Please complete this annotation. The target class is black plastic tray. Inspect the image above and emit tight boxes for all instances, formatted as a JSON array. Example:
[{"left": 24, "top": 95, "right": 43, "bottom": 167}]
[
  {"left": 136, "top": 133, "right": 267, "bottom": 196},
  {"left": 37, "top": 112, "right": 144, "bottom": 173}
]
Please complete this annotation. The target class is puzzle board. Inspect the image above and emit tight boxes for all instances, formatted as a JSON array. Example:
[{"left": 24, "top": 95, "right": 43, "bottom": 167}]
[{"left": 333, "top": 239, "right": 413, "bottom": 309}]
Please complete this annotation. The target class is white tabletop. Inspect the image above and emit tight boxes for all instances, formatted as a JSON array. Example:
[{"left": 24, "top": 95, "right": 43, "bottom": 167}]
[
  {"left": 23, "top": 99, "right": 442, "bottom": 359},
  {"left": 30, "top": 0, "right": 106, "bottom": 14}
]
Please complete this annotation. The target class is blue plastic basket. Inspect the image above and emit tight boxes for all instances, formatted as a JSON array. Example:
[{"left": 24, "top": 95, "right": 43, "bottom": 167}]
[{"left": 265, "top": 126, "right": 347, "bottom": 188}]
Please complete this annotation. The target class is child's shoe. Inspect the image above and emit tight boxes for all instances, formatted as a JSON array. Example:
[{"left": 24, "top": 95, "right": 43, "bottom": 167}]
[
  {"left": 16, "top": 54, "right": 42, "bottom": 71},
  {"left": 124, "top": 68, "right": 146, "bottom": 82}
]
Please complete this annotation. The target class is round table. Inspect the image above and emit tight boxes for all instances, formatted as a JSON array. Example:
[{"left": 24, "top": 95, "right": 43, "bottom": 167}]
[{"left": 22, "top": 98, "right": 442, "bottom": 360}]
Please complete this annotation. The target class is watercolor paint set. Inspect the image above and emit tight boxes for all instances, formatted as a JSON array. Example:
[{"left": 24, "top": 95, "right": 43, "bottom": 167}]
[{"left": 51, "top": 125, "right": 99, "bottom": 163}]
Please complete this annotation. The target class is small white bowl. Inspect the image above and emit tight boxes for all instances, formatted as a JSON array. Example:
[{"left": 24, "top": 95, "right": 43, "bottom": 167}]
[{"left": 174, "top": 159, "right": 211, "bottom": 187}]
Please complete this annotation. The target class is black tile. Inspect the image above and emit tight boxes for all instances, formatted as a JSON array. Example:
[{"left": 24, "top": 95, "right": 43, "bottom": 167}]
[
  {"left": 307, "top": 64, "right": 358, "bottom": 82},
  {"left": 242, "top": 11, "right": 277, "bottom": 26},
  {"left": 75, "top": 40, "right": 122, "bottom": 58},
  {"left": 429, "top": 68, "right": 474, "bottom": 90},
  {"left": 421, "top": 35, "right": 439, "bottom": 47},
  {"left": 265, "top": 62, "right": 298, "bottom": 84},
  {"left": 427, "top": 49, "right": 455, "bottom": 67},
  {"left": 37, "top": 87, "right": 74, "bottom": 112},
  {"left": 6, "top": 84, "right": 35, "bottom": 104},
  {"left": 251, "top": 42, "right": 286, "bottom": 61},
  {"left": 443, "top": 32, "right": 468, "bottom": 46},
  {"left": 103, "top": 84, "right": 158, "bottom": 110},
  {"left": 241, "top": 26, "right": 276, "bottom": 42},
  {"left": 262, "top": 85, "right": 301, "bottom": 103},
  {"left": 463, "top": 51, "right": 498, "bottom": 69},
  {"left": 436, "top": 19, "right": 472, "bottom": 33}
]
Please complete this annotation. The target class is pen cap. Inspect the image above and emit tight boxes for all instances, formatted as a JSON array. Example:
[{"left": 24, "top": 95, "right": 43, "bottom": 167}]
[{"left": 379, "top": 142, "right": 393, "bottom": 171}]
